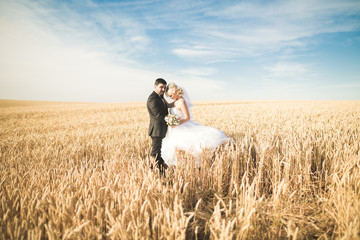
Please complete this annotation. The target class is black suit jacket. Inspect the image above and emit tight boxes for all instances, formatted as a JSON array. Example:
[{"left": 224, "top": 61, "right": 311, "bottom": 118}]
[{"left": 147, "top": 91, "right": 168, "bottom": 138}]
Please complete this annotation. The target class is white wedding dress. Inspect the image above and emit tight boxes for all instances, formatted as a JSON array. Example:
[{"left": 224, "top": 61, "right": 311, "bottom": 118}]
[{"left": 161, "top": 100, "right": 231, "bottom": 166}]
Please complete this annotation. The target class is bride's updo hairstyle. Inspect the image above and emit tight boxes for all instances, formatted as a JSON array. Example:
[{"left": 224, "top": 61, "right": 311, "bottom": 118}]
[{"left": 166, "top": 82, "right": 184, "bottom": 97}]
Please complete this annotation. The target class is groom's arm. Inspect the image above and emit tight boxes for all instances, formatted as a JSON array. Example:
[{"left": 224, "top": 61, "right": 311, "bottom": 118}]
[
  {"left": 147, "top": 95, "right": 164, "bottom": 119},
  {"left": 164, "top": 99, "right": 175, "bottom": 108}
]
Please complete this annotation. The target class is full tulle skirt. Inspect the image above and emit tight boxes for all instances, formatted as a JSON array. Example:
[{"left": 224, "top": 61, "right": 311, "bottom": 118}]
[{"left": 161, "top": 120, "right": 231, "bottom": 166}]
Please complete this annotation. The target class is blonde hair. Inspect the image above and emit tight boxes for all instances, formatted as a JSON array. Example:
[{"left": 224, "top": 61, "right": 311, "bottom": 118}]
[{"left": 166, "top": 82, "right": 183, "bottom": 96}]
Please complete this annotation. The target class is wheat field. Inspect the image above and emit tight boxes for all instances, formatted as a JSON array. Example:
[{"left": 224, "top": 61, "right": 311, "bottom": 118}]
[{"left": 1, "top": 99, "right": 359, "bottom": 239}]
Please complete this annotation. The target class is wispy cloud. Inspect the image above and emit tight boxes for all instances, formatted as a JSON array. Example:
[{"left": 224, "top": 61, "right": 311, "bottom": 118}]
[
  {"left": 264, "top": 63, "right": 308, "bottom": 77},
  {"left": 260, "top": 62, "right": 321, "bottom": 90},
  {"left": 0, "top": 0, "right": 359, "bottom": 101},
  {"left": 167, "top": 75, "right": 228, "bottom": 101},
  {"left": 0, "top": 0, "right": 231, "bottom": 101},
  {"left": 316, "top": 82, "right": 360, "bottom": 89},
  {"left": 6, "top": 0, "right": 153, "bottom": 63},
  {"left": 0, "top": 1, "right": 160, "bottom": 101},
  {"left": 0, "top": 16, "right": 159, "bottom": 101},
  {"left": 6, "top": 0, "right": 359, "bottom": 63},
  {"left": 181, "top": 67, "right": 217, "bottom": 77},
  {"left": 170, "top": 0, "right": 360, "bottom": 59}
]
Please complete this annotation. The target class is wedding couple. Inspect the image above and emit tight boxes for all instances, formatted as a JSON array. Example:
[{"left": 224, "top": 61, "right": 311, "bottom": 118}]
[{"left": 147, "top": 78, "right": 231, "bottom": 171}]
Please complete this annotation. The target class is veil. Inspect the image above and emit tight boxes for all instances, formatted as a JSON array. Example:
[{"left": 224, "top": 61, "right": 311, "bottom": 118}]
[
  {"left": 179, "top": 86, "right": 193, "bottom": 119},
  {"left": 179, "top": 86, "right": 193, "bottom": 108}
]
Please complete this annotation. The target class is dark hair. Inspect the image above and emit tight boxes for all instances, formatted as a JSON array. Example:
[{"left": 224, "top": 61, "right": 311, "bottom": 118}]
[{"left": 155, "top": 78, "right": 167, "bottom": 85}]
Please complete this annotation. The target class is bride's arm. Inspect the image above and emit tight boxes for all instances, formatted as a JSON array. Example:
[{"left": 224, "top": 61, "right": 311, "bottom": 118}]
[{"left": 178, "top": 99, "right": 190, "bottom": 125}]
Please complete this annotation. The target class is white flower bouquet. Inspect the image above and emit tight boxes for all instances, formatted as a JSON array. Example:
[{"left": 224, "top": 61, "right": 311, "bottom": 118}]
[{"left": 165, "top": 114, "right": 180, "bottom": 126}]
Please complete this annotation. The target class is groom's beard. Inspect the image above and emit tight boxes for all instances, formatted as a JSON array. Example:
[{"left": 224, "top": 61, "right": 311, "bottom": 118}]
[{"left": 156, "top": 90, "right": 165, "bottom": 96}]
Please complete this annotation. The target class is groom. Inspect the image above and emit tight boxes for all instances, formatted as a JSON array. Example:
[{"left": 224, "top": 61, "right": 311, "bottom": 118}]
[{"left": 147, "top": 78, "right": 168, "bottom": 172}]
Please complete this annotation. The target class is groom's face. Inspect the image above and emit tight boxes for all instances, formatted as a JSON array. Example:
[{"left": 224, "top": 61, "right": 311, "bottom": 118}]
[{"left": 155, "top": 83, "right": 166, "bottom": 96}]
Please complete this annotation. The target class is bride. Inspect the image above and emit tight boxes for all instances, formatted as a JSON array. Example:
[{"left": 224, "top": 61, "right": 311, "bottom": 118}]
[{"left": 162, "top": 82, "right": 232, "bottom": 166}]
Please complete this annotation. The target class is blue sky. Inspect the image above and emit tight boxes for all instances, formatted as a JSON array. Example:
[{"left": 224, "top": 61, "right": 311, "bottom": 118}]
[{"left": 0, "top": 0, "right": 359, "bottom": 102}]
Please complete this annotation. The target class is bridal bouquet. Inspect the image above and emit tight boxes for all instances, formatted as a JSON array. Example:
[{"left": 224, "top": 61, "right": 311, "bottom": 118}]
[{"left": 165, "top": 114, "right": 180, "bottom": 126}]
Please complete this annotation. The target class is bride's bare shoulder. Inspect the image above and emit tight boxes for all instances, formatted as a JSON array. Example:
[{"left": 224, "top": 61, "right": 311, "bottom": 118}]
[
  {"left": 174, "top": 98, "right": 184, "bottom": 105},
  {"left": 176, "top": 98, "right": 186, "bottom": 106}
]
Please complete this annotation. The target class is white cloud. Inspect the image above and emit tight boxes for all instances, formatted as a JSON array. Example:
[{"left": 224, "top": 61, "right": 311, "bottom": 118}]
[
  {"left": 264, "top": 62, "right": 308, "bottom": 77},
  {"left": 0, "top": 3, "right": 158, "bottom": 102},
  {"left": 0, "top": 0, "right": 358, "bottom": 101},
  {"left": 172, "top": 48, "right": 214, "bottom": 57},
  {"left": 260, "top": 62, "right": 320, "bottom": 90},
  {"left": 172, "top": 44, "right": 251, "bottom": 62},
  {"left": 165, "top": 75, "right": 228, "bottom": 101},
  {"left": 0, "top": 0, "right": 229, "bottom": 102},
  {"left": 181, "top": 67, "right": 217, "bottom": 76},
  {"left": 316, "top": 82, "right": 360, "bottom": 89},
  {"left": 170, "top": 0, "right": 360, "bottom": 60}
]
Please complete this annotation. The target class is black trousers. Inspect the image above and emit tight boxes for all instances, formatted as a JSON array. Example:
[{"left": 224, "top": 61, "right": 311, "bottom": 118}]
[{"left": 150, "top": 137, "right": 165, "bottom": 165}]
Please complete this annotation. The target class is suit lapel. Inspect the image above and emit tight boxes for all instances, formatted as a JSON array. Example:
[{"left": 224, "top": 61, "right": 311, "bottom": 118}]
[{"left": 155, "top": 91, "right": 167, "bottom": 111}]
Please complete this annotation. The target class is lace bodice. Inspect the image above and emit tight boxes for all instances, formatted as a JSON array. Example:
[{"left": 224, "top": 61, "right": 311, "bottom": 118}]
[
  {"left": 170, "top": 106, "right": 193, "bottom": 120},
  {"left": 169, "top": 98, "right": 193, "bottom": 120},
  {"left": 170, "top": 107, "right": 184, "bottom": 118}
]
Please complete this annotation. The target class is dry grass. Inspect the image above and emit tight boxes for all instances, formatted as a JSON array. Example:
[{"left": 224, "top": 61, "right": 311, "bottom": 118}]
[{"left": 1, "top": 99, "right": 359, "bottom": 239}]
